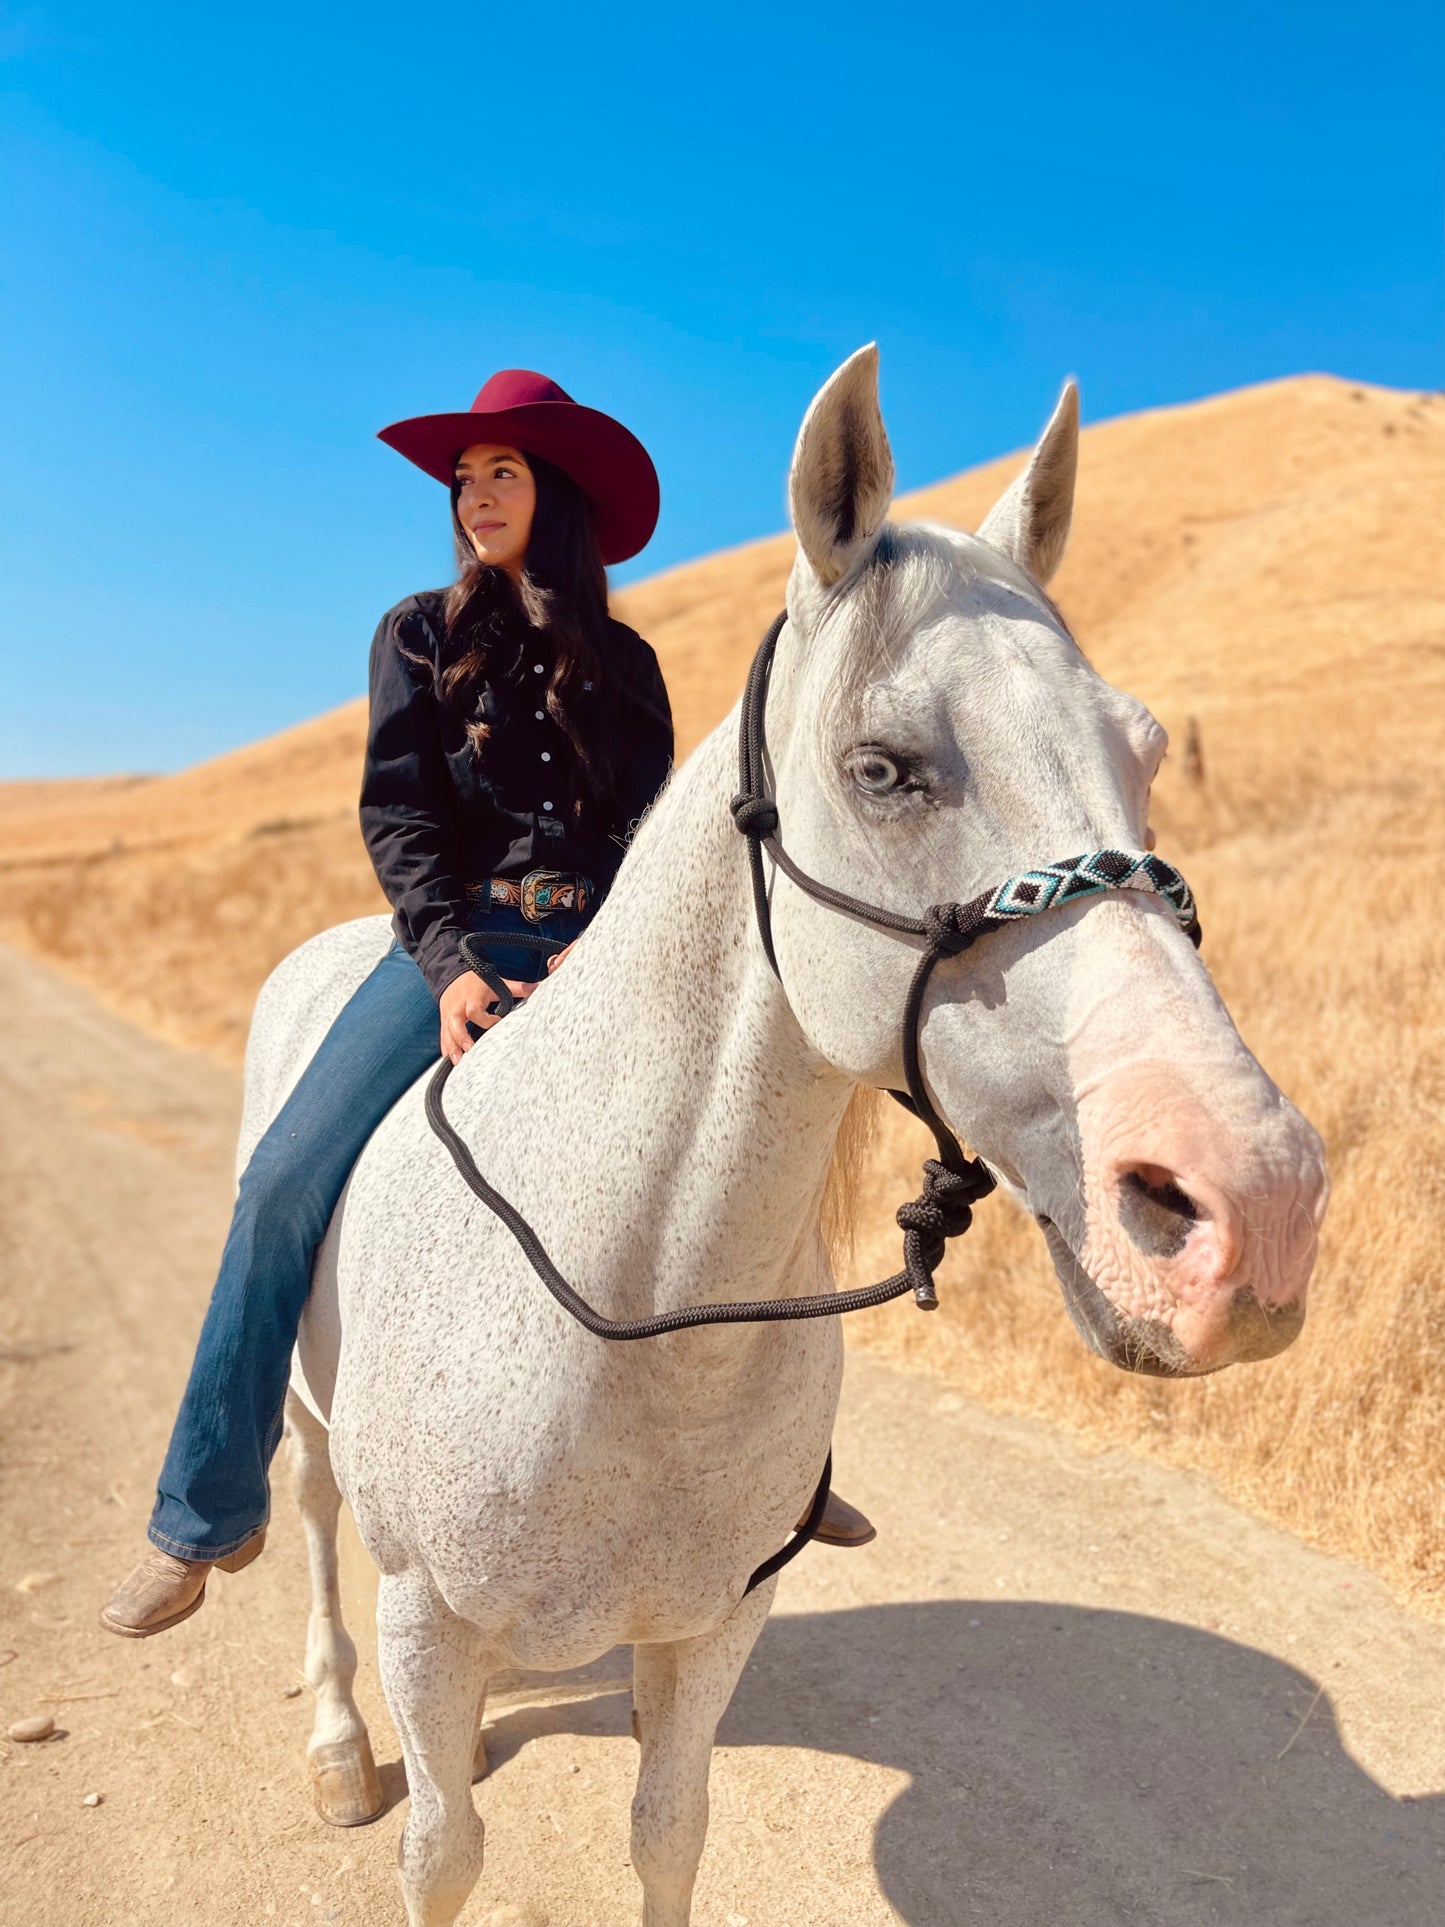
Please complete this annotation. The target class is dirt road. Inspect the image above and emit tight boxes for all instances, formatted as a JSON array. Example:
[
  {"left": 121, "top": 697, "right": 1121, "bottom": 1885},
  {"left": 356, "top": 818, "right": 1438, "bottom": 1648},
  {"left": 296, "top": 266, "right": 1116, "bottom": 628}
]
[{"left": 3, "top": 938, "right": 1443, "bottom": 1927}]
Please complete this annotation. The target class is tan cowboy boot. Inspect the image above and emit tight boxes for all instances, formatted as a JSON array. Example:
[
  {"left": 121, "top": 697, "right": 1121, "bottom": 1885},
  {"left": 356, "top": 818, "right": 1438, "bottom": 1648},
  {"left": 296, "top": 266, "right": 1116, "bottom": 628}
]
[
  {"left": 99, "top": 1529, "right": 267, "bottom": 1639},
  {"left": 803, "top": 1490, "right": 877, "bottom": 1548}
]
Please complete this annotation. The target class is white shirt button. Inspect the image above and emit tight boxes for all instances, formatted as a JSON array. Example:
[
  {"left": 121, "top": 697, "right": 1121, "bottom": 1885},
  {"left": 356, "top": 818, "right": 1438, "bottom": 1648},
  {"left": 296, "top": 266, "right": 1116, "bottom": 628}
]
[
  {"left": 533, "top": 663, "right": 544, "bottom": 673},
  {"left": 543, "top": 801, "right": 554, "bottom": 812},
  {"left": 540, "top": 751, "right": 551, "bottom": 762}
]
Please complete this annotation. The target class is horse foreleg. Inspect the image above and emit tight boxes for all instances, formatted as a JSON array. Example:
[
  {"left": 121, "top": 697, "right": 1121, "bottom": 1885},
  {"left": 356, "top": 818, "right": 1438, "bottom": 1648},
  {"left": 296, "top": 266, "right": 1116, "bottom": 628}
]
[
  {"left": 377, "top": 1568, "right": 491, "bottom": 1927},
  {"left": 283, "top": 1388, "right": 383, "bottom": 1827},
  {"left": 630, "top": 1581, "right": 775, "bottom": 1927},
  {"left": 471, "top": 1674, "right": 489, "bottom": 1782}
]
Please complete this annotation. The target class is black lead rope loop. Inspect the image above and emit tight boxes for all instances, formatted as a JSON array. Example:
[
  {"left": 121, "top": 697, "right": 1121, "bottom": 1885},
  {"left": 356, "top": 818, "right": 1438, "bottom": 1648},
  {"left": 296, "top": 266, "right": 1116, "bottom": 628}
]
[
  {"left": 427, "top": 1055, "right": 943, "bottom": 1336},
  {"left": 423, "top": 610, "right": 1202, "bottom": 1591}
]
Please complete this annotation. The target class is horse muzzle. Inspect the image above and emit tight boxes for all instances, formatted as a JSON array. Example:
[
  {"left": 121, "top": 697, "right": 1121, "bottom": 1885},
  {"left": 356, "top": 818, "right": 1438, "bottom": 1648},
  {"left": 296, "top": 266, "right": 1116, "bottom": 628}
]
[
  {"left": 1024, "top": 1049, "right": 1327, "bottom": 1377},
  {"left": 1042, "top": 1208, "right": 1310, "bottom": 1377}
]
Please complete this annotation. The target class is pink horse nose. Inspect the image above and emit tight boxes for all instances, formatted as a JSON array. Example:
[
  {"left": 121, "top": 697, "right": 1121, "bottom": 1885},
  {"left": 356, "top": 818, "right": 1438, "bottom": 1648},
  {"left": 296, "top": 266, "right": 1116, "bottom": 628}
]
[
  {"left": 1112, "top": 1157, "right": 1305, "bottom": 1367},
  {"left": 1116, "top": 1162, "right": 1239, "bottom": 1272},
  {"left": 1071, "top": 1048, "right": 1325, "bottom": 1376}
]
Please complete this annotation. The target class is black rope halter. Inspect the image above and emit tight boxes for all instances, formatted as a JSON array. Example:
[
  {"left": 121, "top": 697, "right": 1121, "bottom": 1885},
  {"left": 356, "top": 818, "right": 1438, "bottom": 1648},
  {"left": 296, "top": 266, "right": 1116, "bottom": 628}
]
[
  {"left": 728, "top": 610, "right": 1201, "bottom": 1311},
  {"left": 425, "top": 609, "right": 1202, "bottom": 1589}
]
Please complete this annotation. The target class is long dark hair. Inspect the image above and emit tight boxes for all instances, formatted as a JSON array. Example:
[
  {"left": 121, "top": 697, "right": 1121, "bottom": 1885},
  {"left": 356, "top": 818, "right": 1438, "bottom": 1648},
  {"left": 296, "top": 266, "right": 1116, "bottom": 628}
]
[{"left": 438, "top": 451, "right": 616, "bottom": 806}]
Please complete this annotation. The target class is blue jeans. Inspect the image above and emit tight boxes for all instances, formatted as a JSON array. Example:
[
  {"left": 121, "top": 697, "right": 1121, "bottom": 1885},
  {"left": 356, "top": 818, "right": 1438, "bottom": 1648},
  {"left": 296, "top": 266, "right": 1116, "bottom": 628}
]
[{"left": 149, "top": 900, "right": 584, "bottom": 1560}]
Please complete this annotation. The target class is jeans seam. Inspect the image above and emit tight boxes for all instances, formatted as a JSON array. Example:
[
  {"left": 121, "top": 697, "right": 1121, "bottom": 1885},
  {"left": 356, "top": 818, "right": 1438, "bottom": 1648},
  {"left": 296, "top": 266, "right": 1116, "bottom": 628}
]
[{"left": 148, "top": 1520, "right": 264, "bottom": 1562}]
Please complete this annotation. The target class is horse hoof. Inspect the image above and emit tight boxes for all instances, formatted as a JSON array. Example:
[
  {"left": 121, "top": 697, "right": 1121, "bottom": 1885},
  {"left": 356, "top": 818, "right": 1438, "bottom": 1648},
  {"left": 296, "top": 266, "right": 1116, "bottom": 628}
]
[{"left": 309, "top": 1735, "right": 384, "bottom": 1827}]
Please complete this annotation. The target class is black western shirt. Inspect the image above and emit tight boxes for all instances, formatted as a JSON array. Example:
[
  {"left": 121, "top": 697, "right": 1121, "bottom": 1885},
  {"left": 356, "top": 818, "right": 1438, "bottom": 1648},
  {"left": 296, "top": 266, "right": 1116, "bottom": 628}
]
[{"left": 360, "top": 591, "right": 674, "bottom": 999}]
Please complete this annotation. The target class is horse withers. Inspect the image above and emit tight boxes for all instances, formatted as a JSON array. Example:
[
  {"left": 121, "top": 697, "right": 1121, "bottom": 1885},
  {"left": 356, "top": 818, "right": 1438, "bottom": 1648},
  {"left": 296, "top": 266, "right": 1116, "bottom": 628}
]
[{"left": 239, "top": 346, "right": 1327, "bottom": 1925}]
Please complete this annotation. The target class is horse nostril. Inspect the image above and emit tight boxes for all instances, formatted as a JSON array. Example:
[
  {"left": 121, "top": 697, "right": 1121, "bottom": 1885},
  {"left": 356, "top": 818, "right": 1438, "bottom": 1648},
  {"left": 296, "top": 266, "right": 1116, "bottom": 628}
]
[{"left": 1118, "top": 1164, "right": 1198, "bottom": 1260}]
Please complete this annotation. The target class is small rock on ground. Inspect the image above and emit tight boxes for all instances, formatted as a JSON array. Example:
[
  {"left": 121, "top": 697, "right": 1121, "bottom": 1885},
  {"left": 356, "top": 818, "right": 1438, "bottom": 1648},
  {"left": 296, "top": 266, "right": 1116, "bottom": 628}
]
[{"left": 7, "top": 1713, "right": 56, "bottom": 1742}]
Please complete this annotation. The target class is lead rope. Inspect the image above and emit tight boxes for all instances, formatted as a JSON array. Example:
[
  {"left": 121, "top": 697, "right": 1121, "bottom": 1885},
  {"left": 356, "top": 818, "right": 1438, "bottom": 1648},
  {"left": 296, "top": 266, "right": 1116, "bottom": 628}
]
[
  {"left": 426, "top": 610, "right": 1202, "bottom": 1592},
  {"left": 426, "top": 1055, "right": 979, "bottom": 1332}
]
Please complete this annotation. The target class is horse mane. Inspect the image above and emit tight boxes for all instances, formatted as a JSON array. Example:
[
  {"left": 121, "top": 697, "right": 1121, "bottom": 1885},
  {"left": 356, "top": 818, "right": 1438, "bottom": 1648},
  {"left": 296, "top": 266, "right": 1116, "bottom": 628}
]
[{"left": 820, "top": 1083, "right": 886, "bottom": 1268}]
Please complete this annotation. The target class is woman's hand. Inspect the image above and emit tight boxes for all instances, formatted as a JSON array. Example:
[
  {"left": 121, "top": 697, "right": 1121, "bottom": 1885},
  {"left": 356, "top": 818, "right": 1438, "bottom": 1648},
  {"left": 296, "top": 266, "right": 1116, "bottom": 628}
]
[
  {"left": 440, "top": 940, "right": 578, "bottom": 1063},
  {"left": 439, "top": 969, "right": 540, "bottom": 1064}
]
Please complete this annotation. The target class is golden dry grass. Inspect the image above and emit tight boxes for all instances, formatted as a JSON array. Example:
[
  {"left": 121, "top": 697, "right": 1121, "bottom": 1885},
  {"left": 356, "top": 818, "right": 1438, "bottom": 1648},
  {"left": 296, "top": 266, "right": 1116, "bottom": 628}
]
[{"left": 4, "top": 373, "right": 1443, "bottom": 1603}]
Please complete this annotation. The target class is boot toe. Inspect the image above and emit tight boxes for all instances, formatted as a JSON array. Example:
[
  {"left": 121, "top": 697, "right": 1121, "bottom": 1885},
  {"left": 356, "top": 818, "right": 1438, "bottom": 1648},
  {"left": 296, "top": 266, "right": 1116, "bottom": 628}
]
[
  {"left": 809, "top": 1490, "right": 878, "bottom": 1548},
  {"left": 99, "top": 1550, "right": 210, "bottom": 1639}
]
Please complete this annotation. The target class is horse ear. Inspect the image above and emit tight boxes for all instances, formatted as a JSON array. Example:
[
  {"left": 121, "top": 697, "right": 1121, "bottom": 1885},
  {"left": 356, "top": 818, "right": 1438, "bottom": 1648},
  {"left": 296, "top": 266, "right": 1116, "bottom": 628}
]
[
  {"left": 789, "top": 344, "right": 895, "bottom": 587},
  {"left": 976, "top": 381, "right": 1079, "bottom": 585}
]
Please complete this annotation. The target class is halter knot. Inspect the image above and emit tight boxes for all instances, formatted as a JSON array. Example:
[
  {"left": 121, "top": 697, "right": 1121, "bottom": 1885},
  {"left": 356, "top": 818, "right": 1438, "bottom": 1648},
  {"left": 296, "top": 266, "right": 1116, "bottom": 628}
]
[
  {"left": 923, "top": 900, "right": 983, "bottom": 958},
  {"left": 895, "top": 1157, "right": 984, "bottom": 1309},
  {"left": 731, "top": 792, "right": 779, "bottom": 840}
]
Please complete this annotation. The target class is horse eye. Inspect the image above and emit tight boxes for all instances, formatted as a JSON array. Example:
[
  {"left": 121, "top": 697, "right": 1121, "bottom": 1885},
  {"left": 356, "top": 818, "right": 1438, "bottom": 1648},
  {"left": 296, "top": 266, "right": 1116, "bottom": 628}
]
[{"left": 850, "top": 749, "right": 902, "bottom": 794}]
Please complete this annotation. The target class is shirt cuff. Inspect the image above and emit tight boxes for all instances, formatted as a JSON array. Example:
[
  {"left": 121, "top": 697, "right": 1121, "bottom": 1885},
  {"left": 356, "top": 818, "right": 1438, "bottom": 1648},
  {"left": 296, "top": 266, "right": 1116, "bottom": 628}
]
[{"left": 414, "top": 924, "right": 469, "bottom": 1003}]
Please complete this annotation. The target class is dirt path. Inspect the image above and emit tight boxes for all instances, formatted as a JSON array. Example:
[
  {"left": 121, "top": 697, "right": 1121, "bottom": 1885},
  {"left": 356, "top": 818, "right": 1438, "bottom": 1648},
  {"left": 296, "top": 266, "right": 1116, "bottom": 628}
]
[{"left": 3, "top": 939, "right": 1443, "bottom": 1927}]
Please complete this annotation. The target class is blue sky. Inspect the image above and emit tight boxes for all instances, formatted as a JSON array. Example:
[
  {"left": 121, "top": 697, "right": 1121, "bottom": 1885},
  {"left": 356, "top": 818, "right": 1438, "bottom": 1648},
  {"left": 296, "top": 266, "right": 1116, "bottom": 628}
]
[{"left": 1, "top": 3, "right": 1440, "bottom": 775}]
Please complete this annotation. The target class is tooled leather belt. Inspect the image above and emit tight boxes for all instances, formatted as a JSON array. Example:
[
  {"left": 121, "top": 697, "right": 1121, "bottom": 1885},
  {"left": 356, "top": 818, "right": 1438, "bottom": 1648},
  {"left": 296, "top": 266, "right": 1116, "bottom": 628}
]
[{"left": 467, "top": 869, "right": 593, "bottom": 924}]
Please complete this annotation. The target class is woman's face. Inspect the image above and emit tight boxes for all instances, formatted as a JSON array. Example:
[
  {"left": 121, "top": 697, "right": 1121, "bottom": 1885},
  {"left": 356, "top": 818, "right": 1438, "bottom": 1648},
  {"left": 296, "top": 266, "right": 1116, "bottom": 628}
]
[{"left": 454, "top": 443, "right": 536, "bottom": 580}]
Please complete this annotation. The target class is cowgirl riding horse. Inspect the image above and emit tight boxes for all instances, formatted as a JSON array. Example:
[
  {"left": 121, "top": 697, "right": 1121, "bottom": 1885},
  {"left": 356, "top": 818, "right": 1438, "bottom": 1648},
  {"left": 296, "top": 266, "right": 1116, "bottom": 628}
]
[{"left": 102, "top": 369, "right": 873, "bottom": 1639}]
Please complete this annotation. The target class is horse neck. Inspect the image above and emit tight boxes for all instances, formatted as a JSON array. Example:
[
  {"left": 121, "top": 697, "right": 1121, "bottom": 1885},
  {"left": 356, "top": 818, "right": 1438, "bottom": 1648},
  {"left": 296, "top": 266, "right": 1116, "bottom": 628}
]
[{"left": 501, "top": 713, "right": 856, "bottom": 1312}]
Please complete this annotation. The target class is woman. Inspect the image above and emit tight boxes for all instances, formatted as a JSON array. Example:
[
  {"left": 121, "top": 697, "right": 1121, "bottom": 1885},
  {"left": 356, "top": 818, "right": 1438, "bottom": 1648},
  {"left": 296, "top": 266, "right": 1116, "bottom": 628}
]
[{"left": 101, "top": 370, "right": 872, "bottom": 1640}]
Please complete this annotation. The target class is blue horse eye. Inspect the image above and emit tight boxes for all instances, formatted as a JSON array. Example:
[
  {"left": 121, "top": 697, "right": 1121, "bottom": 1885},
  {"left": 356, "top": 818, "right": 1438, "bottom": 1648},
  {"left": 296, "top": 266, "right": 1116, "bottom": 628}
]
[{"left": 854, "top": 752, "right": 900, "bottom": 792}]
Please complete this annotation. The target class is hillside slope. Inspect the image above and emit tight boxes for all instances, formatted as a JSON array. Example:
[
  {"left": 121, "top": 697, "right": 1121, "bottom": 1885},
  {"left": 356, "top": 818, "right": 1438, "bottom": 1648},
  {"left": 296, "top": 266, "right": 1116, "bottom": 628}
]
[
  {"left": 14, "top": 375, "right": 1438, "bottom": 862},
  {"left": 5, "top": 373, "right": 1444, "bottom": 1604}
]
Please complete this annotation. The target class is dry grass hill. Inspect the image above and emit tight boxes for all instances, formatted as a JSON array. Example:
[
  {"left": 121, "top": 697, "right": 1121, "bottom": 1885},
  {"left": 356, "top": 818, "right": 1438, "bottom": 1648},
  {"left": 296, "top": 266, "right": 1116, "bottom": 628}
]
[{"left": 5, "top": 374, "right": 1444, "bottom": 1606}]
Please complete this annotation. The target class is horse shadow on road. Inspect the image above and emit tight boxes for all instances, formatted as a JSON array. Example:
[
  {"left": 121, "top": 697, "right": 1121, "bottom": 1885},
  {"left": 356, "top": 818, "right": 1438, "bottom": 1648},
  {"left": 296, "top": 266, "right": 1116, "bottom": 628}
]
[{"left": 477, "top": 1600, "right": 1445, "bottom": 1926}]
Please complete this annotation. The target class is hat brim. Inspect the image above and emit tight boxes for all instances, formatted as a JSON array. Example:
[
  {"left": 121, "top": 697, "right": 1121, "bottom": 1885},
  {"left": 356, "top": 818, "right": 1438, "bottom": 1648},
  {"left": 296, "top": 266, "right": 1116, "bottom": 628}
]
[{"left": 377, "top": 400, "right": 659, "bottom": 566}]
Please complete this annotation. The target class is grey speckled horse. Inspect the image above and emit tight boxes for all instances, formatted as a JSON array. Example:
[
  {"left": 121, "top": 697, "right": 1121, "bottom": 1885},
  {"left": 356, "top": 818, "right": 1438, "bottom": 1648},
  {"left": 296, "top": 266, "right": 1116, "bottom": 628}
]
[{"left": 244, "top": 347, "right": 1327, "bottom": 1926}]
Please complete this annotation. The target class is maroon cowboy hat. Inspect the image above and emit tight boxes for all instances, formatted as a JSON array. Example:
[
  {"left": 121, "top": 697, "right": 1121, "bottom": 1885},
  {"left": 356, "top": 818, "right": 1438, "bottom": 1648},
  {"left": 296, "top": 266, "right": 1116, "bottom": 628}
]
[{"left": 377, "top": 369, "right": 660, "bottom": 565}]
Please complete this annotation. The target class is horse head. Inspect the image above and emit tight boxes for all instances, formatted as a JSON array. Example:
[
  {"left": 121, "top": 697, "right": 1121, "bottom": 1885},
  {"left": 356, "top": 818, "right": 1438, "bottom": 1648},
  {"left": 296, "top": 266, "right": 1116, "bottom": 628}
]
[{"left": 761, "top": 345, "right": 1328, "bottom": 1377}]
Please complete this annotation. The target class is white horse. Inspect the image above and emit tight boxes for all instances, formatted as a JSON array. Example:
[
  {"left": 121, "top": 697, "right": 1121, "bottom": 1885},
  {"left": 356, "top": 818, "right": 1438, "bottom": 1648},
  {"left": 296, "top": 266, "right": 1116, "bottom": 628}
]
[{"left": 243, "top": 347, "right": 1327, "bottom": 1926}]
